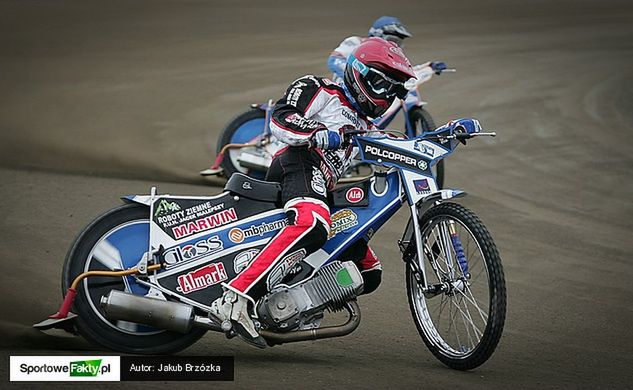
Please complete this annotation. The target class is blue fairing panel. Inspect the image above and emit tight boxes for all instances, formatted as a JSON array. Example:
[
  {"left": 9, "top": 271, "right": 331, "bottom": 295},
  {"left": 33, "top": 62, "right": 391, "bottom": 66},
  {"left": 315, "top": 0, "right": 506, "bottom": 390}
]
[{"left": 321, "top": 171, "right": 402, "bottom": 260}]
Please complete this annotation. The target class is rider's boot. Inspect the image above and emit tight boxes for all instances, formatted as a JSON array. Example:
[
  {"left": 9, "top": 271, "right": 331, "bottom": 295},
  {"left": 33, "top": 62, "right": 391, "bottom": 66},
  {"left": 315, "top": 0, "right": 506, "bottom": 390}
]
[
  {"left": 358, "top": 245, "right": 383, "bottom": 295},
  {"left": 210, "top": 289, "right": 267, "bottom": 349}
]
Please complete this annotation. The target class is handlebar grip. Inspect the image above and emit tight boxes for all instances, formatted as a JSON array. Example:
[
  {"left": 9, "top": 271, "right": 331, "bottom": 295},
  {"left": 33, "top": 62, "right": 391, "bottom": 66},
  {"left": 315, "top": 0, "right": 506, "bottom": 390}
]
[
  {"left": 342, "top": 129, "right": 367, "bottom": 147},
  {"left": 344, "top": 130, "right": 368, "bottom": 136}
]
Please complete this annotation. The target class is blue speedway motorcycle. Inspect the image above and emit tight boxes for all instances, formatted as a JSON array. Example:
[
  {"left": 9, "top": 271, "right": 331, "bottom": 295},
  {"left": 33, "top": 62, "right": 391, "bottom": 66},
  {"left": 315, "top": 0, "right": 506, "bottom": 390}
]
[{"left": 35, "top": 119, "right": 506, "bottom": 370}]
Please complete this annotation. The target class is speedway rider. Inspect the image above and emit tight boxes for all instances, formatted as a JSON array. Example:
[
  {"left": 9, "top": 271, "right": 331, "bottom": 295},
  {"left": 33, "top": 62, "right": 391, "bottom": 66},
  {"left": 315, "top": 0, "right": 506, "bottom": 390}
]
[
  {"left": 328, "top": 16, "right": 446, "bottom": 83},
  {"left": 211, "top": 38, "right": 416, "bottom": 347}
]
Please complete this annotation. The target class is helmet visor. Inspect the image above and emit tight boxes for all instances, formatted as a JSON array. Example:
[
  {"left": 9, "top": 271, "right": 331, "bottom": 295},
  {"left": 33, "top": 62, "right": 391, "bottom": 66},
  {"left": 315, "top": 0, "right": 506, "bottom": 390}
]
[
  {"left": 383, "top": 34, "right": 404, "bottom": 47},
  {"left": 349, "top": 54, "right": 413, "bottom": 101},
  {"left": 364, "top": 66, "right": 409, "bottom": 100},
  {"left": 382, "top": 22, "right": 412, "bottom": 38}
]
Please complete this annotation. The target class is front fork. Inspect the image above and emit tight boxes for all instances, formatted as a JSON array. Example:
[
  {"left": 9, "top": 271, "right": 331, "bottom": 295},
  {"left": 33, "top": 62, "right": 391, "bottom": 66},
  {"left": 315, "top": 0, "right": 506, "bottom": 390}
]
[
  {"left": 409, "top": 203, "right": 430, "bottom": 289},
  {"left": 406, "top": 203, "right": 470, "bottom": 294}
]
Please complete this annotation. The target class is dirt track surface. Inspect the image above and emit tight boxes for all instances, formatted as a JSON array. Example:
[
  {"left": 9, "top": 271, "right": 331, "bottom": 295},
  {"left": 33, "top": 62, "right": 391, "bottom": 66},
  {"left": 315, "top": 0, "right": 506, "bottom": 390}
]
[{"left": 1, "top": 0, "right": 632, "bottom": 388}]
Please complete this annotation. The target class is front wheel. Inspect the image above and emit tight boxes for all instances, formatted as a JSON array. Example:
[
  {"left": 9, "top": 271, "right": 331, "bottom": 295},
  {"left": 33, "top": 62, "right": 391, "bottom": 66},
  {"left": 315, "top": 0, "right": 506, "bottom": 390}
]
[
  {"left": 62, "top": 204, "right": 206, "bottom": 354},
  {"left": 405, "top": 203, "right": 506, "bottom": 370},
  {"left": 409, "top": 107, "right": 445, "bottom": 188}
]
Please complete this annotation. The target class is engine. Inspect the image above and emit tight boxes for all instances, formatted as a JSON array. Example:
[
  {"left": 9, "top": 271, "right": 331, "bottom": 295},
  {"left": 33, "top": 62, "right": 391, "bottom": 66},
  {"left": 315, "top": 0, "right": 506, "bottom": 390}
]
[{"left": 257, "top": 261, "right": 363, "bottom": 331}]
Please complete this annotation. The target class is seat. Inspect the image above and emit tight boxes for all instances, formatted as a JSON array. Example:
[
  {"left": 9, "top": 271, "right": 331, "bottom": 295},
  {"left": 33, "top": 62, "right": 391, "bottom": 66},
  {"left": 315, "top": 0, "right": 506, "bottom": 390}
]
[{"left": 224, "top": 173, "right": 281, "bottom": 204}]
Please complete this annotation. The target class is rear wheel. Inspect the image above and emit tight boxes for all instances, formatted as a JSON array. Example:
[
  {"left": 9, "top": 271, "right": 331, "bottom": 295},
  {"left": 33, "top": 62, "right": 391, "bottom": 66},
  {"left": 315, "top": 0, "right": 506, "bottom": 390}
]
[
  {"left": 409, "top": 107, "right": 445, "bottom": 188},
  {"left": 62, "top": 204, "right": 206, "bottom": 354},
  {"left": 405, "top": 202, "right": 506, "bottom": 370}
]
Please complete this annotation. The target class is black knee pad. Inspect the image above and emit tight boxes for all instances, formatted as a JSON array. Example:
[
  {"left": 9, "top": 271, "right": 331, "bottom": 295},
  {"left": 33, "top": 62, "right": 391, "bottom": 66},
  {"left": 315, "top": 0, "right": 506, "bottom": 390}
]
[{"left": 303, "top": 222, "right": 329, "bottom": 253}]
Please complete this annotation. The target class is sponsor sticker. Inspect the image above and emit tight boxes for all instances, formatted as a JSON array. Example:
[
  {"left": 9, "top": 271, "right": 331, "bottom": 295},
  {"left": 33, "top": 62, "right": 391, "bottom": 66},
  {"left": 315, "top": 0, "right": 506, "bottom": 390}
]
[
  {"left": 413, "top": 179, "right": 431, "bottom": 194},
  {"left": 266, "top": 249, "right": 307, "bottom": 289},
  {"left": 311, "top": 167, "right": 327, "bottom": 196},
  {"left": 389, "top": 45, "right": 404, "bottom": 55},
  {"left": 171, "top": 208, "right": 238, "bottom": 240},
  {"left": 176, "top": 262, "right": 228, "bottom": 294},
  {"left": 329, "top": 209, "right": 359, "bottom": 238},
  {"left": 234, "top": 249, "right": 260, "bottom": 274},
  {"left": 228, "top": 228, "right": 245, "bottom": 244},
  {"left": 287, "top": 86, "right": 303, "bottom": 106},
  {"left": 163, "top": 235, "right": 224, "bottom": 266},
  {"left": 352, "top": 57, "right": 369, "bottom": 75},
  {"left": 413, "top": 140, "right": 435, "bottom": 157},
  {"left": 228, "top": 219, "right": 287, "bottom": 244},
  {"left": 345, "top": 187, "right": 364, "bottom": 204},
  {"left": 341, "top": 109, "right": 361, "bottom": 128},
  {"left": 156, "top": 202, "right": 226, "bottom": 228},
  {"left": 285, "top": 113, "right": 321, "bottom": 130},
  {"left": 154, "top": 200, "right": 181, "bottom": 217},
  {"left": 364, "top": 144, "right": 417, "bottom": 167}
]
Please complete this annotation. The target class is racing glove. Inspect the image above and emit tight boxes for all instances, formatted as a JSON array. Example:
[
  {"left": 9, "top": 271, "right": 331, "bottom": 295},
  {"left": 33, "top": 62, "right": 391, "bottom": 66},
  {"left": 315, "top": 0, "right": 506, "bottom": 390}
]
[
  {"left": 453, "top": 118, "right": 482, "bottom": 134},
  {"left": 338, "top": 124, "right": 358, "bottom": 148},
  {"left": 436, "top": 118, "right": 482, "bottom": 135},
  {"left": 435, "top": 118, "right": 482, "bottom": 144},
  {"left": 430, "top": 61, "right": 447, "bottom": 74},
  {"left": 312, "top": 129, "right": 341, "bottom": 150}
]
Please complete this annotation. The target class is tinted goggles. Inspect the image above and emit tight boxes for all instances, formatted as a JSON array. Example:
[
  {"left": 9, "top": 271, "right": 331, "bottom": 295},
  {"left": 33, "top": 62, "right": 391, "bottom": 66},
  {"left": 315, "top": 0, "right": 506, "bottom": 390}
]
[
  {"left": 383, "top": 34, "right": 404, "bottom": 47},
  {"left": 350, "top": 54, "right": 409, "bottom": 99},
  {"left": 365, "top": 66, "right": 409, "bottom": 99}
]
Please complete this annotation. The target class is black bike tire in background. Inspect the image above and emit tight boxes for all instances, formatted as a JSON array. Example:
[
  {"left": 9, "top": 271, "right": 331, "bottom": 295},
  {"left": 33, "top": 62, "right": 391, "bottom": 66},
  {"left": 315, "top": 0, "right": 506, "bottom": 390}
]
[
  {"left": 62, "top": 204, "right": 207, "bottom": 354},
  {"left": 217, "top": 108, "right": 266, "bottom": 178},
  {"left": 409, "top": 107, "right": 445, "bottom": 188},
  {"left": 405, "top": 202, "right": 506, "bottom": 370}
]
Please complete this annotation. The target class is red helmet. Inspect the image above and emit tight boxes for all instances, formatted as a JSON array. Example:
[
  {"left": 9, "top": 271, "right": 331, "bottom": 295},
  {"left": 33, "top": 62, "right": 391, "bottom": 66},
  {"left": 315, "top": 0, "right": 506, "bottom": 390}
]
[{"left": 343, "top": 37, "right": 416, "bottom": 118}]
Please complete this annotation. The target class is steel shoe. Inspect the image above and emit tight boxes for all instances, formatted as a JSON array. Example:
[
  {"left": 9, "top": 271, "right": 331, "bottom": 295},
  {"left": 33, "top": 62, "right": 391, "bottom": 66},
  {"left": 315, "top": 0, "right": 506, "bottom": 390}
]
[{"left": 211, "top": 290, "right": 267, "bottom": 349}]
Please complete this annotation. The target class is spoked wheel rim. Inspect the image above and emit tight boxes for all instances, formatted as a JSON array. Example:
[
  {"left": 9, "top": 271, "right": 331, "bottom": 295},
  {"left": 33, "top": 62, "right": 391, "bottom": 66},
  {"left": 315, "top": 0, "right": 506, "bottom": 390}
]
[
  {"left": 82, "top": 220, "right": 163, "bottom": 336},
  {"left": 409, "top": 216, "right": 491, "bottom": 359}
]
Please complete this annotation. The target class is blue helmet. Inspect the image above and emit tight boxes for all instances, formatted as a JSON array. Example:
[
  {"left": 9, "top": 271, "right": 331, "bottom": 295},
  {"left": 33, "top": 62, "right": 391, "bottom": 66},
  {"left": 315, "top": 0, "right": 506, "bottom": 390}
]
[{"left": 368, "top": 16, "right": 412, "bottom": 46}]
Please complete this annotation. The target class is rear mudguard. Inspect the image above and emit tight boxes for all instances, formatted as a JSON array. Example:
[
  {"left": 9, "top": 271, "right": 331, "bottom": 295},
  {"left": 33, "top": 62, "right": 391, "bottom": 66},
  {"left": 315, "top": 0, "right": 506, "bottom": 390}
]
[
  {"left": 250, "top": 102, "right": 272, "bottom": 111},
  {"left": 121, "top": 195, "right": 152, "bottom": 206}
]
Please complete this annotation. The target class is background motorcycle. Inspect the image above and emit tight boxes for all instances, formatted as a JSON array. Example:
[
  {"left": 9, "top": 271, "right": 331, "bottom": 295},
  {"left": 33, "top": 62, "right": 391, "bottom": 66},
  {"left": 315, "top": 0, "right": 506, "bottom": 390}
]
[
  {"left": 36, "top": 119, "right": 505, "bottom": 370},
  {"left": 201, "top": 63, "right": 453, "bottom": 186}
]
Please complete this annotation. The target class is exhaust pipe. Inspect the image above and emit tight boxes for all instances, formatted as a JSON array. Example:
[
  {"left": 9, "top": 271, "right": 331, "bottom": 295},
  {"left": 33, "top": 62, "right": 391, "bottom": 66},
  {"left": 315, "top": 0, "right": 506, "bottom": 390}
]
[
  {"left": 100, "top": 291, "right": 360, "bottom": 343},
  {"left": 260, "top": 301, "right": 361, "bottom": 346},
  {"left": 101, "top": 290, "right": 224, "bottom": 333},
  {"left": 100, "top": 290, "right": 197, "bottom": 333}
]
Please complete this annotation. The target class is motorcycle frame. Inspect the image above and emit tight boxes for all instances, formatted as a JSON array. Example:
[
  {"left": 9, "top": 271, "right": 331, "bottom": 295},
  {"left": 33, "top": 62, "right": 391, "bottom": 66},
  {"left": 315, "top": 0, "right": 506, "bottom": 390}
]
[
  {"left": 37, "top": 125, "right": 483, "bottom": 337},
  {"left": 136, "top": 130, "right": 465, "bottom": 306}
]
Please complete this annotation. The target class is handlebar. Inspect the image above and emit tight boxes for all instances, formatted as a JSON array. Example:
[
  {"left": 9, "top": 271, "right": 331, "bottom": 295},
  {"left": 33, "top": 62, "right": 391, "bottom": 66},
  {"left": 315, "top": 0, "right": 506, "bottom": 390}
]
[
  {"left": 310, "top": 129, "right": 495, "bottom": 149},
  {"left": 355, "top": 129, "right": 496, "bottom": 146},
  {"left": 451, "top": 131, "right": 496, "bottom": 140},
  {"left": 424, "top": 131, "right": 496, "bottom": 145},
  {"left": 409, "top": 63, "right": 456, "bottom": 89}
]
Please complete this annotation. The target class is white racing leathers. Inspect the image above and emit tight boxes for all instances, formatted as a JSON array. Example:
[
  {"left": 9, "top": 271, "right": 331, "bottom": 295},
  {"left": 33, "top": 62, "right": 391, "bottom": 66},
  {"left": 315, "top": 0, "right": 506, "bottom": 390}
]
[{"left": 269, "top": 75, "right": 372, "bottom": 190}]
